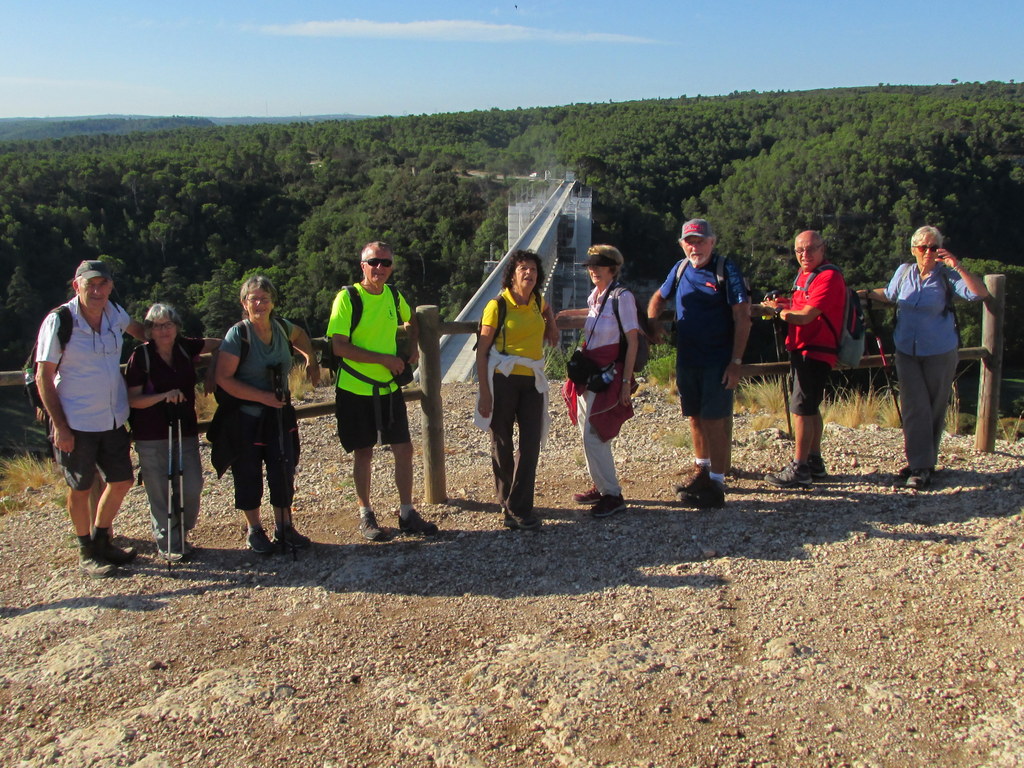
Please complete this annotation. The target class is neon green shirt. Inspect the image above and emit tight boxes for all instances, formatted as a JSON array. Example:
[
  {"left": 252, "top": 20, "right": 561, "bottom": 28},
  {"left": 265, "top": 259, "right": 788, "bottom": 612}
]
[
  {"left": 481, "top": 288, "right": 547, "bottom": 376},
  {"left": 326, "top": 284, "right": 411, "bottom": 396}
]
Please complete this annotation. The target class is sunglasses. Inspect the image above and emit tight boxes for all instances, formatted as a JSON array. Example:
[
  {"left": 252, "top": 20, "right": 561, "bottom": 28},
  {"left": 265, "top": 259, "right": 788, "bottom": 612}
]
[
  {"left": 916, "top": 245, "right": 939, "bottom": 253},
  {"left": 363, "top": 259, "right": 393, "bottom": 268}
]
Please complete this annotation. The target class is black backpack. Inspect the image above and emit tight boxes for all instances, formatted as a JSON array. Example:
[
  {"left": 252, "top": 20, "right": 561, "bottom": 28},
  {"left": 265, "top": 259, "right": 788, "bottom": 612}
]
[
  {"left": 609, "top": 284, "right": 651, "bottom": 373},
  {"left": 475, "top": 292, "right": 543, "bottom": 354},
  {"left": 24, "top": 305, "right": 73, "bottom": 425}
]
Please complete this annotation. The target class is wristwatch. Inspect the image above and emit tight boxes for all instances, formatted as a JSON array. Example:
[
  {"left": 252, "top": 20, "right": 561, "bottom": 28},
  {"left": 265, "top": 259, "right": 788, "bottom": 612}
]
[{"left": 731, "top": 358, "right": 743, "bottom": 365}]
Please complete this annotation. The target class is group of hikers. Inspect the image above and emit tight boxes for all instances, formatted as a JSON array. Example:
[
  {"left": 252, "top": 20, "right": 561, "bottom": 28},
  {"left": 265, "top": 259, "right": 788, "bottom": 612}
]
[{"left": 33, "top": 224, "right": 989, "bottom": 578}]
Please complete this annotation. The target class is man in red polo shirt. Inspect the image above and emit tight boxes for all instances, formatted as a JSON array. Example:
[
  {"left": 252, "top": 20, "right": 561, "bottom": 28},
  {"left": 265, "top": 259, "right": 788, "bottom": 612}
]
[{"left": 761, "top": 230, "right": 846, "bottom": 488}]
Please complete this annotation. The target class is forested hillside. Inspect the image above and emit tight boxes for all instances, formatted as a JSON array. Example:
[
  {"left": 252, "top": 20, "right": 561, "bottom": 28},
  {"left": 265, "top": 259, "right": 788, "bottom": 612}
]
[{"left": 2, "top": 82, "right": 1023, "bottom": 369}]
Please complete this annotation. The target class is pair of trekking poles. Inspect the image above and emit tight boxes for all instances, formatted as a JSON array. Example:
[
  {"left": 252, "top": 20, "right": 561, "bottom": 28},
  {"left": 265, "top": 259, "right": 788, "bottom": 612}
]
[{"left": 163, "top": 400, "right": 185, "bottom": 572}]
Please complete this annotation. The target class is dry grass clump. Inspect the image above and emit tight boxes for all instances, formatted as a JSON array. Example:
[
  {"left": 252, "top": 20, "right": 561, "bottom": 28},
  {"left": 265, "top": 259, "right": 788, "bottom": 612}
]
[
  {"left": 0, "top": 454, "right": 62, "bottom": 516},
  {"left": 823, "top": 387, "right": 900, "bottom": 429}
]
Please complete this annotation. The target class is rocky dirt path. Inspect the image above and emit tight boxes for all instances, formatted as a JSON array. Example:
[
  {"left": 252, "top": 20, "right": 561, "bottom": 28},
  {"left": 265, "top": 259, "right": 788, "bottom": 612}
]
[{"left": 1, "top": 381, "right": 1022, "bottom": 767}]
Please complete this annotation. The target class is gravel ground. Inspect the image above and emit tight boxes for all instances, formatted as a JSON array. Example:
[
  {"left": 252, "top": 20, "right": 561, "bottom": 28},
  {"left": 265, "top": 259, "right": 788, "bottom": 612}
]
[{"left": 1, "top": 379, "right": 1022, "bottom": 768}]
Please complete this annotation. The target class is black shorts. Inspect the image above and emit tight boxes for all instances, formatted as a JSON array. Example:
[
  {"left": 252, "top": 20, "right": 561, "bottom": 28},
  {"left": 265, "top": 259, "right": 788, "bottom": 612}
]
[
  {"left": 335, "top": 387, "right": 411, "bottom": 452},
  {"left": 789, "top": 352, "right": 832, "bottom": 416},
  {"left": 54, "top": 425, "right": 134, "bottom": 491}
]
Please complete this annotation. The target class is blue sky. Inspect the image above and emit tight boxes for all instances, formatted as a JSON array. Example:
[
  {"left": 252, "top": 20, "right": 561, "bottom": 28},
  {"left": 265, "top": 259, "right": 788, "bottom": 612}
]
[{"left": 2, "top": 0, "right": 1020, "bottom": 118}]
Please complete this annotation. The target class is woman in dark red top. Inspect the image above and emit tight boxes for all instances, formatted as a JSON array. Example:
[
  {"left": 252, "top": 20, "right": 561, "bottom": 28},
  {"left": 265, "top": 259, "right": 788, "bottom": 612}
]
[{"left": 125, "top": 304, "right": 219, "bottom": 560}]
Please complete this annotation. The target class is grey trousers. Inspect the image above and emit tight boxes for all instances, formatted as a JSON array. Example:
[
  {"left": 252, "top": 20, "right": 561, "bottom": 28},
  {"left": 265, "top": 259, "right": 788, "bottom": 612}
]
[
  {"left": 135, "top": 436, "right": 204, "bottom": 546},
  {"left": 895, "top": 349, "right": 958, "bottom": 470}
]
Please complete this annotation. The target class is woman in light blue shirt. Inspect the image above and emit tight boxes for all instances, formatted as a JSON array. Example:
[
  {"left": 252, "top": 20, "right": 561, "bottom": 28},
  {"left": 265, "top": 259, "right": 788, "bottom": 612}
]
[{"left": 875, "top": 226, "right": 989, "bottom": 489}]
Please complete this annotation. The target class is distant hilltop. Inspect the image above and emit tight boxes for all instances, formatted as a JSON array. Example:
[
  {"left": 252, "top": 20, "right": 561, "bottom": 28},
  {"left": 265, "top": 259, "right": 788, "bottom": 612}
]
[{"left": 0, "top": 114, "right": 370, "bottom": 142}]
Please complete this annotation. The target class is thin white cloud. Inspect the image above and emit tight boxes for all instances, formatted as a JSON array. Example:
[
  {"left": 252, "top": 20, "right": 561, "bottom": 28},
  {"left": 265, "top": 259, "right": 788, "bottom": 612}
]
[{"left": 259, "top": 19, "right": 657, "bottom": 45}]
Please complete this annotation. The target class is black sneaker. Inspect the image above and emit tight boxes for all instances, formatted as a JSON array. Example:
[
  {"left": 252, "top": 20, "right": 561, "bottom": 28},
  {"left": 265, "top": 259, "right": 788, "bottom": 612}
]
[
  {"left": 694, "top": 480, "right": 726, "bottom": 509},
  {"left": 906, "top": 468, "right": 931, "bottom": 489},
  {"left": 503, "top": 511, "right": 541, "bottom": 530},
  {"left": 274, "top": 525, "right": 312, "bottom": 549},
  {"left": 79, "top": 544, "right": 117, "bottom": 579},
  {"left": 765, "top": 461, "right": 812, "bottom": 489},
  {"left": 398, "top": 508, "right": 438, "bottom": 536},
  {"left": 674, "top": 464, "right": 710, "bottom": 498},
  {"left": 247, "top": 526, "right": 275, "bottom": 554},
  {"left": 358, "top": 511, "right": 389, "bottom": 542},
  {"left": 806, "top": 454, "right": 828, "bottom": 479},
  {"left": 591, "top": 494, "right": 626, "bottom": 518},
  {"left": 92, "top": 530, "right": 137, "bottom": 565}
]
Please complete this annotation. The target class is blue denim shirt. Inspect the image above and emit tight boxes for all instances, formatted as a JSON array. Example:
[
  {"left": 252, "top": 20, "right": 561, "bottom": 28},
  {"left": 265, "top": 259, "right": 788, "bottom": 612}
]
[{"left": 885, "top": 263, "right": 980, "bottom": 357}]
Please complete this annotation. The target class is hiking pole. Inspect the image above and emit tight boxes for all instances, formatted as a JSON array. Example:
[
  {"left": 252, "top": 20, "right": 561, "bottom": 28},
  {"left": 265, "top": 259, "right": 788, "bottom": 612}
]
[
  {"left": 164, "top": 401, "right": 183, "bottom": 573},
  {"left": 174, "top": 402, "right": 185, "bottom": 563},
  {"left": 268, "top": 365, "right": 297, "bottom": 561}
]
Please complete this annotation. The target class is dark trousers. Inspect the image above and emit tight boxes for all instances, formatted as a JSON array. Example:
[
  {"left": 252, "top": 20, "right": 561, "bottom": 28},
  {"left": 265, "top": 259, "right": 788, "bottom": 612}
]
[
  {"left": 231, "top": 410, "right": 294, "bottom": 510},
  {"left": 489, "top": 373, "right": 544, "bottom": 517}
]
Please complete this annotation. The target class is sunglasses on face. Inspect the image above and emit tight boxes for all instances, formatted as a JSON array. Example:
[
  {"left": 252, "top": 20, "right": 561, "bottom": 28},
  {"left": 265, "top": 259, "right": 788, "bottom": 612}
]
[
  {"left": 916, "top": 245, "right": 939, "bottom": 253},
  {"left": 363, "top": 259, "right": 393, "bottom": 268}
]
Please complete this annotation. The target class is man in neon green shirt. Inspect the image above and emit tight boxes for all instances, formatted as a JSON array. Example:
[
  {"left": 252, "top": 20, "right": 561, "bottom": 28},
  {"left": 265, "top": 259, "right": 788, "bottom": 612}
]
[{"left": 327, "top": 241, "right": 438, "bottom": 541}]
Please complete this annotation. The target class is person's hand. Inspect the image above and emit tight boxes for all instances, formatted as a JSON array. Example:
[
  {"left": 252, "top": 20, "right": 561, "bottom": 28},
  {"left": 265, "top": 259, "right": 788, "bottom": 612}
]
[
  {"left": 259, "top": 390, "right": 284, "bottom": 409},
  {"left": 306, "top": 359, "right": 321, "bottom": 387},
  {"left": 163, "top": 389, "right": 185, "bottom": 404},
  {"left": 407, "top": 347, "right": 420, "bottom": 367},
  {"left": 936, "top": 248, "right": 960, "bottom": 270},
  {"left": 722, "top": 361, "right": 742, "bottom": 390},
  {"left": 478, "top": 390, "right": 492, "bottom": 419},
  {"left": 385, "top": 355, "right": 407, "bottom": 376},
  {"left": 618, "top": 382, "right": 632, "bottom": 407},
  {"left": 53, "top": 424, "right": 74, "bottom": 454}
]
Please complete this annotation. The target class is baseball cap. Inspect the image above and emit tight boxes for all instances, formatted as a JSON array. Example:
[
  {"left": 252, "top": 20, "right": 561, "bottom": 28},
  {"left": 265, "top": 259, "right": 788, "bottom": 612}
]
[
  {"left": 75, "top": 260, "right": 113, "bottom": 281},
  {"left": 680, "top": 219, "right": 715, "bottom": 239}
]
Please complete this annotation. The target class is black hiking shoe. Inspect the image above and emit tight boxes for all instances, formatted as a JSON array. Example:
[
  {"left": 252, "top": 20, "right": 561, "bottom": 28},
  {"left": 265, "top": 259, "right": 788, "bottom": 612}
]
[
  {"left": 359, "top": 511, "right": 390, "bottom": 542},
  {"left": 590, "top": 494, "right": 627, "bottom": 518},
  {"left": 246, "top": 527, "right": 275, "bottom": 554},
  {"left": 694, "top": 480, "right": 726, "bottom": 509},
  {"left": 906, "top": 468, "right": 932, "bottom": 490},
  {"left": 79, "top": 543, "right": 117, "bottom": 579},
  {"left": 274, "top": 525, "right": 312, "bottom": 549},
  {"left": 503, "top": 511, "right": 541, "bottom": 530},
  {"left": 765, "top": 461, "right": 812, "bottom": 489},
  {"left": 806, "top": 454, "right": 828, "bottom": 479},
  {"left": 674, "top": 464, "right": 710, "bottom": 499},
  {"left": 92, "top": 529, "right": 137, "bottom": 565},
  {"left": 398, "top": 508, "right": 438, "bottom": 536}
]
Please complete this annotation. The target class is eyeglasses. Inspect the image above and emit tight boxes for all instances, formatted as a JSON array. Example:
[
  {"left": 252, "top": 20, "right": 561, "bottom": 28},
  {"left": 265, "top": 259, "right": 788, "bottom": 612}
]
[
  {"left": 915, "top": 244, "right": 939, "bottom": 253},
  {"left": 151, "top": 322, "right": 176, "bottom": 331},
  {"left": 246, "top": 295, "right": 272, "bottom": 305},
  {"left": 794, "top": 246, "right": 821, "bottom": 255},
  {"left": 363, "top": 259, "right": 393, "bottom": 268}
]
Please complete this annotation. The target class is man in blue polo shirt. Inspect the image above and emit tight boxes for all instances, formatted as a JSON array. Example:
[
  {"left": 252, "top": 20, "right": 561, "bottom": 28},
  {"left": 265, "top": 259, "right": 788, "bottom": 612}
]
[{"left": 648, "top": 219, "right": 751, "bottom": 508}]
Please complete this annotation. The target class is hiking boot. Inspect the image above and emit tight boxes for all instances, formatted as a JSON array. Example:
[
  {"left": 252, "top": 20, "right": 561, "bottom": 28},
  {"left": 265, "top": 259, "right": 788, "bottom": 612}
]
[
  {"left": 694, "top": 480, "right": 726, "bottom": 509},
  {"left": 806, "top": 454, "right": 828, "bottom": 479},
  {"left": 246, "top": 526, "right": 275, "bottom": 554},
  {"left": 674, "top": 464, "right": 710, "bottom": 497},
  {"left": 398, "top": 508, "right": 438, "bottom": 536},
  {"left": 359, "top": 511, "right": 390, "bottom": 542},
  {"left": 503, "top": 511, "right": 541, "bottom": 531},
  {"left": 274, "top": 525, "right": 312, "bottom": 549},
  {"left": 79, "top": 543, "right": 117, "bottom": 579},
  {"left": 765, "top": 461, "right": 812, "bottom": 489},
  {"left": 906, "top": 468, "right": 931, "bottom": 490},
  {"left": 572, "top": 486, "right": 602, "bottom": 505},
  {"left": 591, "top": 494, "right": 626, "bottom": 518},
  {"left": 92, "top": 529, "right": 137, "bottom": 565}
]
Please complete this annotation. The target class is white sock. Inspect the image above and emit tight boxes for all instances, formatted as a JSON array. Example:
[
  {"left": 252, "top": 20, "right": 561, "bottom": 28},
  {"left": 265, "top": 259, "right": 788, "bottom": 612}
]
[
  {"left": 695, "top": 458, "right": 711, "bottom": 468},
  {"left": 710, "top": 472, "right": 726, "bottom": 486}
]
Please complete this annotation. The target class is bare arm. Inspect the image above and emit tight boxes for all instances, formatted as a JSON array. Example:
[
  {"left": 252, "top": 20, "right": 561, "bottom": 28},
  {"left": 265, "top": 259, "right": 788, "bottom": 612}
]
[
  {"left": 647, "top": 291, "right": 667, "bottom": 345},
  {"left": 542, "top": 303, "right": 559, "bottom": 347},
  {"left": 403, "top": 309, "right": 420, "bottom": 366},
  {"left": 723, "top": 301, "right": 752, "bottom": 390},
  {"left": 619, "top": 328, "right": 639, "bottom": 406},
  {"left": 36, "top": 361, "right": 73, "bottom": 452},
  {"left": 939, "top": 249, "right": 990, "bottom": 299},
  {"left": 214, "top": 349, "right": 282, "bottom": 409},
  {"left": 289, "top": 324, "right": 321, "bottom": 387},
  {"left": 476, "top": 324, "right": 497, "bottom": 418}
]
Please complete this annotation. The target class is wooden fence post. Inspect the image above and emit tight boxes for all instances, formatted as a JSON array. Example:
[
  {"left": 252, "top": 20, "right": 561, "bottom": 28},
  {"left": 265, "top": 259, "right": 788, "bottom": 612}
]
[
  {"left": 416, "top": 305, "right": 447, "bottom": 503},
  {"left": 975, "top": 274, "right": 1005, "bottom": 452}
]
